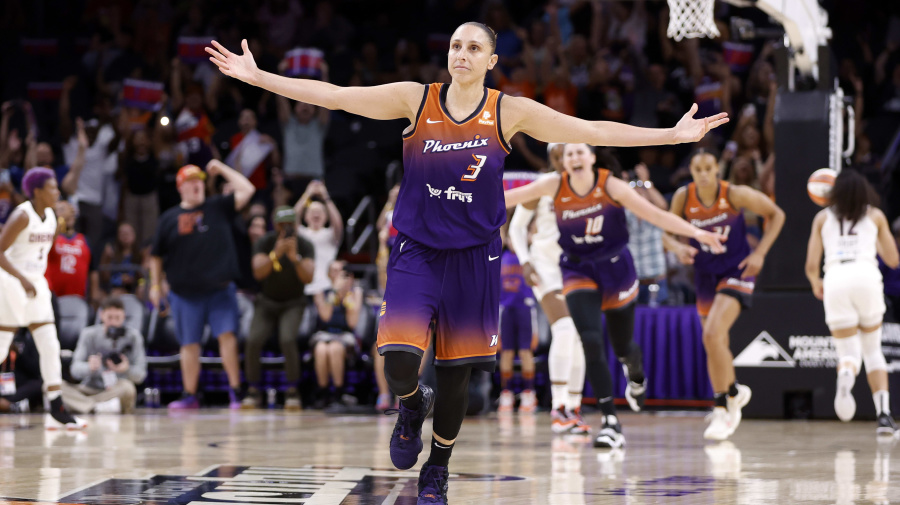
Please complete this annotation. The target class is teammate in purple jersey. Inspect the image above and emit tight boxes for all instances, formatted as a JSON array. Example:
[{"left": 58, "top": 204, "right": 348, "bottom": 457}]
[
  {"left": 208, "top": 22, "right": 728, "bottom": 503},
  {"left": 506, "top": 144, "right": 726, "bottom": 449},
  {"left": 664, "top": 152, "right": 784, "bottom": 441},
  {"left": 497, "top": 237, "right": 539, "bottom": 414}
]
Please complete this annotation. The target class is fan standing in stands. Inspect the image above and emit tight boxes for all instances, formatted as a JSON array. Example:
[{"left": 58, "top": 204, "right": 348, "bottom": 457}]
[{"left": 149, "top": 160, "right": 255, "bottom": 410}]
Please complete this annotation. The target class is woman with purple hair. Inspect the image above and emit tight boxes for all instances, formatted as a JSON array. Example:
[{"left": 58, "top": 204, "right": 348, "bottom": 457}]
[{"left": 0, "top": 167, "right": 86, "bottom": 429}]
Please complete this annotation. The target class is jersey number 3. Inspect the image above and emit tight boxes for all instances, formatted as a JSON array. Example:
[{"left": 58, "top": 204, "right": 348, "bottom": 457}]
[{"left": 462, "top": 155, "right": 486, "bottom": 181}]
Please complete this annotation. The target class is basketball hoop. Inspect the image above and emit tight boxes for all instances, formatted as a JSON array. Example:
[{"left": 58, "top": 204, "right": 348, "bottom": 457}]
[{"left": 667, "top": 0, "right": 720, "bottom": 41}]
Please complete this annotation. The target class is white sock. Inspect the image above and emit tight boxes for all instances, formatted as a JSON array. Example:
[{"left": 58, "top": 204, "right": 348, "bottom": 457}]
[
  {"left": 567, "top": 391, "right": 583, "bottom": 412},
  {"left": 567, "top": 340, "right": 586, "bottom": 411},
  {"left": 31, "top": 324, "right": 62, "bottom": 389},
  {"left": 550, "top": 383, "right": 568, "bottom": 410},
  {"left": 0, "top": 331, "right": 13, "bottom": 363},
  {"left": 874, "top": 390, "right": 890, "bottom": 416},
  {"left": 47, "top": 389, "right": 61, "bottom": 401},
  {"left": 549, "top": 317, "right": 577, "bottom": 410}
]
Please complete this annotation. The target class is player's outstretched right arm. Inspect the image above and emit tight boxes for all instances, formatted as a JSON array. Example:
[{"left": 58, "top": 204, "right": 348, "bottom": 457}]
[
  {"left": 206, "top": 40, "right": 422, "bottom": 121},
  {"left": 0, "top": 210, "right": 34, "bottom": 296},
  {"left": 504, "top": 173, "right": 561, "bottom": 209}
]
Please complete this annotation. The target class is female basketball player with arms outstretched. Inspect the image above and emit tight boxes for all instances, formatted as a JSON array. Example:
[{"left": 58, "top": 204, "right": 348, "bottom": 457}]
[
  {"left": 207, "top": 23, "right": 727, "bottom": 503},
  {"left": 505, "top": 143, "right": 726, "bottom": 449},
  {"left": 806, "top": 169, "right": 898, "bottom": 436},
  {"left": 663, "top": 152, "right": 784, "bottom": 441}
]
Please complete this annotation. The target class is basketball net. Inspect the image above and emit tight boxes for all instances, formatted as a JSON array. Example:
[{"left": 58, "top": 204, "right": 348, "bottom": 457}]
[{"left": 667, "top": 0, "right": 720, "bottom": 41}]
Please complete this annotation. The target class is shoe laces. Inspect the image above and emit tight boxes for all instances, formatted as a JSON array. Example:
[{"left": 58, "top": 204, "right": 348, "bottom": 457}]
[
  {"left": 419, "top": 465, "right": 448, "bottom": 502},
  {"left": 385, "top": 403, "right": 418, "bottom": 440}
]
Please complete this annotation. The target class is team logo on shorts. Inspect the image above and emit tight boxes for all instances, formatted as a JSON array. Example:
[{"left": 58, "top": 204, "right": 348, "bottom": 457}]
[
  {"left": 490, "top": 334, "right": 498, "bottom": 347},
  {"left": 380, "top": 301, "right": 386, "bottom": 316}
]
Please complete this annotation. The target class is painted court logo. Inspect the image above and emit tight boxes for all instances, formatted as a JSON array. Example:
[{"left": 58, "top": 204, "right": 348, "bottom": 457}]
[
  {"left": 30, "top": 465, "right": 524, "bottom": 505},
  {"left": 733, "top": 331, "right": 796, "bottom": 368}
]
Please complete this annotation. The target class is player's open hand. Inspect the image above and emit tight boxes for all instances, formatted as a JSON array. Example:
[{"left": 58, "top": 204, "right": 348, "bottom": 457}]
[
  {"left": 206, "top": 39, "right": 259, "bottom": 85},
  {"left": 673, "top": 103, "right": 729, "bottom": 144},
  {"left": 738, "top": 251, "right": 765, "bottom": 278},
  {"left": 695, "top": 229, "right": 727, "bottom": 254},
  {"left": 19, "top": 277, "right": 35, "bottom": 298}
]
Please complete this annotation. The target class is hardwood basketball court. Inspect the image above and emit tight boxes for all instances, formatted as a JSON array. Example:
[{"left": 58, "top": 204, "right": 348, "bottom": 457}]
[{"left": 0, "top": 409, "right": 896, "bottom": 504}]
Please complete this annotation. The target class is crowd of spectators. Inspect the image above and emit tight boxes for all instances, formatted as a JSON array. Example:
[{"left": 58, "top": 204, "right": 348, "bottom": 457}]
[{"left": 0, "top": 0, "right": 899, "bottom": 410}]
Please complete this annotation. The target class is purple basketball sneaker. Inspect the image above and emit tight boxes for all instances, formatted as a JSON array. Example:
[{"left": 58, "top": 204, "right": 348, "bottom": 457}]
[
  {"left": 417, "top": 462, "right": 449, "bottom": 504},
  {"left": 387, "top": 385, "right": 435, "bottom": 470}
]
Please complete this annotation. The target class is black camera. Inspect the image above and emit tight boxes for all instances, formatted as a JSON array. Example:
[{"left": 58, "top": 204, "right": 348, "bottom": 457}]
[
  {"left": 106, "top": 325, "right": 126, "bottom": 340},
  {"left": 104, "top": 351, "right": 123, "bottom": 365}
]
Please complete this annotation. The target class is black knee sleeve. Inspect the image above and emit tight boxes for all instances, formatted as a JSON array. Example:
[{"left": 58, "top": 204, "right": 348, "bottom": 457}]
[
  {"left": 383, "top": 351, "right": 422, "bottom": 396},
  {"left": 605, "top": 302, "right": 637, "bottom": 359},
  {"left": 566, "top": 290, "right": 614, "bottom": 401},
  {"left": 432, "top": 366, "right": 471, "bottom": 440}
]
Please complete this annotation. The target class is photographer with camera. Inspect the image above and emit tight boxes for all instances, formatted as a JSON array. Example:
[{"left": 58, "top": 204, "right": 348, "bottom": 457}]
[
  {"left": 63, "top": 296, "right": 147, "bottom": 414},
  {"left": 242, "top": 206, "right": 315, "bottom": 410}
]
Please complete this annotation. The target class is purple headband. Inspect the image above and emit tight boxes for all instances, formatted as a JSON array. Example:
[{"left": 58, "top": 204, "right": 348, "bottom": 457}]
[{"left": 22, "top": 167, "right": 56, "bottom": 199}]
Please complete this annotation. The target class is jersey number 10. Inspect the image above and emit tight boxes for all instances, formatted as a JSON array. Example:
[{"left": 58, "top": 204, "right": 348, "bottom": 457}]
[{"left": 585, "top": 216, "right": 605, "bottom": 235}]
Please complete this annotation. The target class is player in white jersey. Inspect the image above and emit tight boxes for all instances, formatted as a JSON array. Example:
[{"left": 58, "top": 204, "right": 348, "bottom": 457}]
[
  {"left": 0, "top": 168, "right": 85, "bottom": 429},
  {"left": 509, "top": 143, "right": 591, "bottom": 435},
  {"left": 805, "top": 169, "right": 898, "bottom": 436}
]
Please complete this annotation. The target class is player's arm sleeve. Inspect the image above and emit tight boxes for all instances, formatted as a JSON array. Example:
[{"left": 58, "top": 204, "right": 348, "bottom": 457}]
[{"left": 509, "top": 205, "right": 535, "bottom": 264}]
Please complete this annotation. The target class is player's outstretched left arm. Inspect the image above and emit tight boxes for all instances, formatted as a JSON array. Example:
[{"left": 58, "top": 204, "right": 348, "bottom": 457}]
[
  {"left": 730, "top": 185, "right": 785, "bottom": 278},
  {"left": 504, "top": 173, "right": 561, "bottom": 209},
  {"left": 805, "top": 211, "right": 827, "bottom": 300},
  {"left": 503, "top": 95, "right": 728, "bottom": 147},
  {"left": 0, "top": 210, "right": 35, "bottom": 297},
  {"left": 606, "top": 177, "right": 726, "bottom": 253},
  {"left": 206, "top": 40, "right": 421, "bottom": 122}
]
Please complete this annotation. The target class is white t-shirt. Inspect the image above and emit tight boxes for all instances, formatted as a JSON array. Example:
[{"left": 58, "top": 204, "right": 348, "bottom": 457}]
[
  {"left": 299, "top": 225, "right": 340, "bottom": 295},
  {"left": 62, "top": 124, "right": 119, "bottom": 206}
]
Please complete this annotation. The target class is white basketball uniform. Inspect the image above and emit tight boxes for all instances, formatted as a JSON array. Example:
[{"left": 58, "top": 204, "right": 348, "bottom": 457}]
[
  {"left": 529, "top": 196, "right": 564, "bottom": 301},
  {"left": 821, "top": 207, "right": 885, "bottom": 330},
  {"left": 0, "top": 202, "right": 56, "bottom": 327}
]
